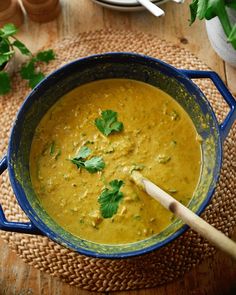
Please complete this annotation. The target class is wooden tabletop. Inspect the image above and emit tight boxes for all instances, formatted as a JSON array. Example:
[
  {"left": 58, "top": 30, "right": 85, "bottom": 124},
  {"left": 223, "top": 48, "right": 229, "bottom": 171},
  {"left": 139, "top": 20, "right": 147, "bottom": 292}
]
[{"left": 0, "top": 0, "right": 236, "bottom": 294}]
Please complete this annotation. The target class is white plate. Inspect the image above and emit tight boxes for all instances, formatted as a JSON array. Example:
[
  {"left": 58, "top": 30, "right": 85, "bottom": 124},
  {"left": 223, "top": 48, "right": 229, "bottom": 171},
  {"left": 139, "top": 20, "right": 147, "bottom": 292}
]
[{"left": 92, "top": 0, "right": 167, "bottom": 11}]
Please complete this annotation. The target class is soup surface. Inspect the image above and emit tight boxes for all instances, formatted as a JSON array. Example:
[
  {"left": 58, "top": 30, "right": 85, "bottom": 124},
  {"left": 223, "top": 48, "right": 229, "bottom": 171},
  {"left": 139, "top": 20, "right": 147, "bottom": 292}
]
[{"left": 30, "top": 79, "right": 201, "bottom": 244}]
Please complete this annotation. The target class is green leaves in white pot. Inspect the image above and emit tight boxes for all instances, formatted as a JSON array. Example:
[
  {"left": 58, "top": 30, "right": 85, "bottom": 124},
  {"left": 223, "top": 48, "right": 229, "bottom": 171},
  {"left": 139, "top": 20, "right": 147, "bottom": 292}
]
[{"left": 189, "top": 0, "right": 236, "bottom": 49}]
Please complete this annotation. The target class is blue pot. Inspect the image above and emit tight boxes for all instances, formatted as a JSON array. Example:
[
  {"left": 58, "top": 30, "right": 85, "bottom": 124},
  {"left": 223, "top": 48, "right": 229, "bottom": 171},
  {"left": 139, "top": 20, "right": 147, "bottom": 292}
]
[{"left": 0, "top": 53, "right": 235, "bottom": 258}]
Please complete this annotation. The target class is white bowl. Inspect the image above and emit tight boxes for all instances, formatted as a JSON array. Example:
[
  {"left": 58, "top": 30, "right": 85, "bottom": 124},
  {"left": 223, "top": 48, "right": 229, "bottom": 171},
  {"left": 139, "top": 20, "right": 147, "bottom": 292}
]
[
  {"left": 101, "top": 0, "right": 157, "bottom": 4},
  {"left": 92, "top": 0, "right": 168, "bottom": 11}
]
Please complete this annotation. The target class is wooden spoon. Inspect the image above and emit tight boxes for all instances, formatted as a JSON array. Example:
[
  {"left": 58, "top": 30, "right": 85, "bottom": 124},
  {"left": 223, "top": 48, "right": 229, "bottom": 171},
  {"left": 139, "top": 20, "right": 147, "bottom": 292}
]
[
  {"left": 137, "top": 0, "right": 165, "bottom": 17},
  {"left": 131, "top": 171, "right": 236, "bottom": 259}
]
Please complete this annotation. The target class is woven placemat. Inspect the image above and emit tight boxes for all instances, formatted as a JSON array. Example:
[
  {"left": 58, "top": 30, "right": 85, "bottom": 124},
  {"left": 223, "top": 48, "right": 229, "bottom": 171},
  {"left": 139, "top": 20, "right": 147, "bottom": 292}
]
[{"left": 0, "top": 29, "right": 235, "bottom": 292}]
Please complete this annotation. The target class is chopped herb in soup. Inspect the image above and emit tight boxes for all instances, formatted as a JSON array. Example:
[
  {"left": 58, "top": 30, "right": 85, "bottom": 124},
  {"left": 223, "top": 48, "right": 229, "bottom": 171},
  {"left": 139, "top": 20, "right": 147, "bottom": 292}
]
[{"left": 30, "top": 79, "right": 201, "bottom": 244}]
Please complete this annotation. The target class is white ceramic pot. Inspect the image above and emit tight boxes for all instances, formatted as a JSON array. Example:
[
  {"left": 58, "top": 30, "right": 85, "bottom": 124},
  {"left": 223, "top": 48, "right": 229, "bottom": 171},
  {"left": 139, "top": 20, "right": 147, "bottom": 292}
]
[{"left": 205, "top": 8, "right": 236, "bottom": 67}]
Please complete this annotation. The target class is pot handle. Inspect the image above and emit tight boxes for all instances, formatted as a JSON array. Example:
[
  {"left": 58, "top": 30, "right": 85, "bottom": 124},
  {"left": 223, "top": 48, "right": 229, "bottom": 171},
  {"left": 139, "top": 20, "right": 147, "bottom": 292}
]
[
  {"left": 180, "top": 70, "right": 236, "bottom": 142},
  {"left": 0, "top": 155, "right": 42, "bottom": 235}
]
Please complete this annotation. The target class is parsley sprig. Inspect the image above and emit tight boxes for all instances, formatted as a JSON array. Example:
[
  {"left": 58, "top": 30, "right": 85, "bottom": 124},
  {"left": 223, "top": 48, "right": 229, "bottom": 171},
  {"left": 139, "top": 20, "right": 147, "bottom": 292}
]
[
  {"left": 71, "top": 146, "right": 105, "bottom": 173},
  {"left": 98, "top": 180, "right": 124, "bottom": 218},
  {"left": 0, "top": 23, "right": 55, "bottom": 95},
  {"left": 95, "top": 110, "right": 123, "bottom": 136},
  {"left": 189, "top": 0, "right": 236, "bottom": 49},
  {"left": 20, "top": 49, "right": 55, "bottom": 89}
]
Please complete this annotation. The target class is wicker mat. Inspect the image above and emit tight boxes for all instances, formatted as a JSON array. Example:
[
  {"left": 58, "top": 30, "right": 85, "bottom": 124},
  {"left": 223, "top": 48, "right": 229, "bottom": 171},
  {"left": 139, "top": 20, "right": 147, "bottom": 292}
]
[{"left": 0, "top": 30, "right": 235, "bottom": 292}]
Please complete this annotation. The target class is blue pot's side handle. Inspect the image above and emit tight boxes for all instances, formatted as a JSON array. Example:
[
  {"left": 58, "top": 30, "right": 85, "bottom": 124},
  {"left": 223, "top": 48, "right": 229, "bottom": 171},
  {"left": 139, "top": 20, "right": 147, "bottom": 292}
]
[
  {"left": 0, "top": 155, "right": 42, "bottom": 235},
  {"left": 180, "top": 69, "right": 236, "bottom": 142}
]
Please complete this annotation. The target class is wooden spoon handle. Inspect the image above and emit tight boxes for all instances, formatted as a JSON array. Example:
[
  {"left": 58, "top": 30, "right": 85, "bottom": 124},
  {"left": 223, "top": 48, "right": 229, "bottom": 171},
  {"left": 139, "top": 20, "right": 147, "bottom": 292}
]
[{"left": 132, "top": 172, "right": 236, "bottom": 259}]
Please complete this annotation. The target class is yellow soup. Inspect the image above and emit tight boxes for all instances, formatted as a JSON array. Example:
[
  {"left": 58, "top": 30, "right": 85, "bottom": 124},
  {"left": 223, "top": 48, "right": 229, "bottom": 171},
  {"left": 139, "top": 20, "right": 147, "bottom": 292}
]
[{"left": 30, "top": 79, "right": 201, "bottom": 244}]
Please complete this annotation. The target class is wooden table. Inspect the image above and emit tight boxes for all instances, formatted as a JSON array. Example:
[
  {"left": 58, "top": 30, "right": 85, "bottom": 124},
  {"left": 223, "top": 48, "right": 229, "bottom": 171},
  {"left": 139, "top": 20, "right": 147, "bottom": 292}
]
[{"left": 0, "top": 0, "right": 236, "bottom": 294}]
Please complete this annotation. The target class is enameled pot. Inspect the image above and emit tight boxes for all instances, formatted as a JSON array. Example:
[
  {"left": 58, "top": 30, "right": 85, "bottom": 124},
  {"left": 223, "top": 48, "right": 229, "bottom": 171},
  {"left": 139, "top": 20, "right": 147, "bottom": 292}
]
[{"left": 0, "top": 53, "right": 235, "bottom": 258}]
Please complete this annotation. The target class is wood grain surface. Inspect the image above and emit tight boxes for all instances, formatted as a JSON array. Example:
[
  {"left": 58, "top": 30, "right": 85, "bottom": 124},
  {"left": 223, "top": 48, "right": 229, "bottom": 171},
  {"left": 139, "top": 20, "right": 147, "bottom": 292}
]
[{"left": 0, "top": 0, "right": 236, "bottom": 294}]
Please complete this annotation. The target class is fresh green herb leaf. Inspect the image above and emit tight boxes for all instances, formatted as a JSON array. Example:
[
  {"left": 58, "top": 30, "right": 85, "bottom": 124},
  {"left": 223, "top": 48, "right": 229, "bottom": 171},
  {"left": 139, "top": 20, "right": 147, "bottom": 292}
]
[
  {"left": 49, "top": 141, "right": 61, "bottom": 160},
  {"left": 20, "top": 60, "right": 45, "bottom": 88},
  {"left": 1, "top": 50, "right": 14, "bottom": 57},
  {"left": 205, "top": 0, "right": 228, "bottom": 20},
  {"left": 55, "top": 150, "right": 61, "bottom": 160},
  {"left": 189, "top": 0, "right": 236, "bottom": 48},
  {"left": 20, "top": 61, "right": 35, "bottom": 79},
  {"left": 0, "top": 71, "right": 10, "bottom": 94},
  {"left": 189, "top": 0, "right": 198, "bottom": 25},
  {"left": 100, "top": 174, "right": 107, "bottom": 185},
  {"left": 0, "top": 54, "right": 10, "bottom": 67},
  {"left": 95, "top": 110, "right": 123, "bottom": 136},
  {"left": 19, "top": 49, "right": 56, "bottom": 89},
  {"left": 28, "top": 72, "right": 45, "bottom": 88},
  {"left": 226, "top": 0, "right": 236, "bottom": 10},
  {"left": 0, "top": 23, "right": 17, "bottom": 37},
  {"left": 77, "top": 146, "right": 92, "bottom": 159},
  {"left": 228, "top": 24, "right": 236, "bottom": 50},
  {"left": 98, "top": 180, "right": 124, "bottom": 218},
  {"left": 0, "top": 38, "right": 10, "bottom": 54},
  {"left": 197, "top": 0, "right": 208, "bottom": 20},
  {"left": 12, "top": 40, "right": 31, "bottom": 56},
  {"left": 36, "top": 50, "right": 55, "bottom": 63},
  {"left": 50, "top": 141, "right": 55, "bottom": 155},
  {"left": 0, "top": 23, "right": 55, "bottom": 95},
  {"left": 70, "top": 158, "right": 85, "bottom": 169},
  {"left": 84, "top": 156, "right": 105, "bottom": 173},
  {"left": 71, "top": 146, "right": 105, "bottom": 173}
]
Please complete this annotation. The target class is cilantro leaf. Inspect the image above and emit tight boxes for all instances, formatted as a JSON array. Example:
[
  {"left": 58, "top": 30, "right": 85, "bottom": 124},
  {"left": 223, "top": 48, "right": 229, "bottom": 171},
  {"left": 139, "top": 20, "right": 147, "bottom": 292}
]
[
  {"left": 70, "top": 158, "right": 85, "bottom": 169},
  {"left": 0, "top": 38, "right": 10, "bottom": 54},
  {"left": 20, "top": 61, "right": 35, "bottom": 79},
  {"left": 19, "top": 49, "right": 56, "bottom": 90},
  {"left": 0, "top": 23, "right": 17, "bottom": 37},
  {"left": 28, "top": 72, "right": 44, "bottom": 88},
  {"left": 0, "top": 54, "right": 11, "bottom": 67},
  {"left": 98, "top": 180, "right": 124, "bottom": 218},
  {"left": 12, "top": 40, "right": 31, "bottom": 56},
  {"left": 36, "top": 50, "right": 55, "bottom": 63},
  {"left": 49, "top": 141, "right": 55, "bottom": 155},
  {"left": 77, "top": 146, "right": 92, "bottom": 159},
  {"left": 71, "top": 146, "right": 105, "bottom": 173},
  {"left": 84, "top": 156, "right": 105, "bottom": 173},
  {"left": 0, "top": 71, "right": 11, "bottom": 94},
  {"left": 95, "top": 110, "right": 123, "bottom": 136},
  {"left": 0, "top": 23, "right": 55, "bottom": 95},
  {"left": 20, "top": 61, "right": 45, "bottom": 88}
]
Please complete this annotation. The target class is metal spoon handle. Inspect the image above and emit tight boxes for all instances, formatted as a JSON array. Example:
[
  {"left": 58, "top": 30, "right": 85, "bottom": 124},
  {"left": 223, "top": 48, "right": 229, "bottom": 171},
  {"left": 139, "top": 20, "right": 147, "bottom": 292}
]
[{"left": 137, "top": 0, "right": 164, "bottom": 17}]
